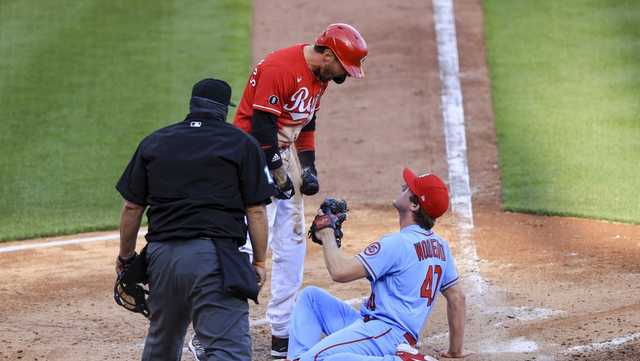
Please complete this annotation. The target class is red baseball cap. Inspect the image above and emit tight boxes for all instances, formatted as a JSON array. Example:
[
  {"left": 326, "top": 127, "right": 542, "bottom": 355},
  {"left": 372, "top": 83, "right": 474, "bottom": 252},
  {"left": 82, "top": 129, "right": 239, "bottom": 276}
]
[{"left": 402, "top": 168, "right": 449, "bottom": 219}]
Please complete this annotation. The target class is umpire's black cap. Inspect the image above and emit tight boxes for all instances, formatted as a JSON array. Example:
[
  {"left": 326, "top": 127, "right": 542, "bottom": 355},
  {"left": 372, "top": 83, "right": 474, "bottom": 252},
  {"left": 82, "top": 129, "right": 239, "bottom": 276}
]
[{"left": 191, "top": 78, "right": 236, "bottom": 107}]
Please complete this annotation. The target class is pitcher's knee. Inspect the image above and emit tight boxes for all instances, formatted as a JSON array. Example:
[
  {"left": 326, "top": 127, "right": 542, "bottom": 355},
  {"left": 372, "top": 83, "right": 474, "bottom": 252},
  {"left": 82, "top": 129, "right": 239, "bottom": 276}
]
[{"left": 299, "top": 286, "right": 323, "bottom": 303}]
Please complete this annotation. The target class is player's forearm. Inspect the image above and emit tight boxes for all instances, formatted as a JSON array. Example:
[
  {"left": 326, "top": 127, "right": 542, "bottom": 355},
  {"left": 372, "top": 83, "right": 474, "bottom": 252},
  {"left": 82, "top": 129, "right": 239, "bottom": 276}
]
[
  {"left": 298, "top": 150, "right": 315, "bottom": 169},
  {"left": 446, "top": 289, "right": 466, "bottom": 355},
  {"left": 246, "top": 204, "right": 269, "bottom": 265},
  {"left": 119, "top": 201, "right": 145, "bottom": 258},
  {"left": 319, "top": 231, "right": 350, "bottom": 282},
  {"left": 251, "top": 110, "right": 282, "bottom": 170},
  {"left": 296, "top": 116, "right": 316, "bottom": 158},
  {"left": 295, "top": 132, "right": 315, "bottom": 157}
]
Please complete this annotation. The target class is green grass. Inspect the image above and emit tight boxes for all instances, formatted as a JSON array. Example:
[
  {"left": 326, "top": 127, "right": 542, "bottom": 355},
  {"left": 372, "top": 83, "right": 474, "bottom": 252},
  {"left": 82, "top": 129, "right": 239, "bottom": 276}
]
[
  {"left": 484, "top": 0, "right": 640, "bottom": 223},
  {"left": 0, "top": 0, "right": 252, "bottom": 241}
]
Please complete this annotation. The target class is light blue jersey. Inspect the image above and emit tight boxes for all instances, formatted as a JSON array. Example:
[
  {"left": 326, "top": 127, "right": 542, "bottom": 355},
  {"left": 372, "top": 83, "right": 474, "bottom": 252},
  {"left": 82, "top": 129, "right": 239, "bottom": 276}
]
[
  {"left": 356, "top": 224, "right": 459, "bottom": 340},
  {"left": 287, "top": 224, "right": 459, "bottom": 361}
]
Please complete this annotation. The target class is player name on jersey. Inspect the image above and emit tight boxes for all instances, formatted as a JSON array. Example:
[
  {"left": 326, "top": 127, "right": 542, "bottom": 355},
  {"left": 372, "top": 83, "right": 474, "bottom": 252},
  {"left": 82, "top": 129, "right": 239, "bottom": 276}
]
[{"left": 413, "top": 239, "right": 447, "bottom": 262}]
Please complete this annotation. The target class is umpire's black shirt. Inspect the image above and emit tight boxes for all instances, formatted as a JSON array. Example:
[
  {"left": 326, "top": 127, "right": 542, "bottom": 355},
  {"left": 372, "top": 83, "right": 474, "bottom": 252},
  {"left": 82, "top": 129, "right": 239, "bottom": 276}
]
[{"left": 116, "top": 112, "right": 277, "bottom": 244}]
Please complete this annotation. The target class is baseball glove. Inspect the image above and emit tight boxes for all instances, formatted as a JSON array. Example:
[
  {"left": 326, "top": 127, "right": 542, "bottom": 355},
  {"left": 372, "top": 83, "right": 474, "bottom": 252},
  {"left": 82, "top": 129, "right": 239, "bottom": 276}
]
[
  {"left": 113, "top": 247, "right": 150, "bottom": 318},
  {"left": 308, "top": 198, "right": 348, "bottom": 247}
]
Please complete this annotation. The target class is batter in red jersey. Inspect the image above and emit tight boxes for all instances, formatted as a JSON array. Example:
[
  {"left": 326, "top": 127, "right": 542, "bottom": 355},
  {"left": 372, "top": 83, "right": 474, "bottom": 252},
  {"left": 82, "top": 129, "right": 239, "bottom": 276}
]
[
  {"left": 235, "top": 44, "right": 328, "bottom": 151},
  {"left": 237, "top": 24, "right": 367, "bottom": 359},
  {"left": 187, "top": 24, "right": 367, "bottom": 361}
]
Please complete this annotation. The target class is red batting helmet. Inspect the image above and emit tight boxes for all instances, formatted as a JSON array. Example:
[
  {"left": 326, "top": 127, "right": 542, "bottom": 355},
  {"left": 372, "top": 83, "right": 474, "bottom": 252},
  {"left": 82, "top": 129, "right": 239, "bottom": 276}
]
[{"left": 315, "top": 23, "right": 368, "bottom": 79}]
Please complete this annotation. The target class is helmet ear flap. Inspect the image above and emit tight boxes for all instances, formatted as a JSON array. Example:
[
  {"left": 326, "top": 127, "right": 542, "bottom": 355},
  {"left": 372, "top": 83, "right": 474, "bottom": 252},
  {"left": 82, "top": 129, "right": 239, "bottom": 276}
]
[{"left": 323, "top": 47, "right": 336, "bottom": 61}]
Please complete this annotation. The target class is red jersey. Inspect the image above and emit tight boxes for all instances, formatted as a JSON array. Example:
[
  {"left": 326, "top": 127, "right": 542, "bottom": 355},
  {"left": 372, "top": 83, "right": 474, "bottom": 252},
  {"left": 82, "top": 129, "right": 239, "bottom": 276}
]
[{"left": 234, "top": 44, "right": 328, "bottom": 150}]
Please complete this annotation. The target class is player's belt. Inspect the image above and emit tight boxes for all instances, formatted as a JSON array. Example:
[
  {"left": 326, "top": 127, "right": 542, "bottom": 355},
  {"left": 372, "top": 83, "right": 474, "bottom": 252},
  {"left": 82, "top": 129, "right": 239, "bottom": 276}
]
[{"left": 362, "top": 315, "right": 417, "bottom": 347}]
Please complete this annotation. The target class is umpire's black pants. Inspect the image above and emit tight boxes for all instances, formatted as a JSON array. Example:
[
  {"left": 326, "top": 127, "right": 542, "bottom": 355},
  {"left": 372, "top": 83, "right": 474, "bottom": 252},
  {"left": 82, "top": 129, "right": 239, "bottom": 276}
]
[{"left": 142, "top": 238, "right": 251, "bottom": 361}]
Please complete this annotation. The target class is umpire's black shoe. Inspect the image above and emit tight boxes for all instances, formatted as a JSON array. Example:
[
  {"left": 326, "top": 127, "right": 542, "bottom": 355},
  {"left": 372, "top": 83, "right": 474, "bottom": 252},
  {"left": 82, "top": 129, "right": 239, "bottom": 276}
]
[{"left": 271, "top": 336, "right": 289, "bottom": 359}]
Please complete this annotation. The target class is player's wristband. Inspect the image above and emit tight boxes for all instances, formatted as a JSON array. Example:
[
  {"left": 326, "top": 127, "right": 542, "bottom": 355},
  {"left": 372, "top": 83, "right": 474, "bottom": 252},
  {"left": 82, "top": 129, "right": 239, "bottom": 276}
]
[
  {"left": 265, "top": 148, "right": 283, "bottom": 170},
  {"left": 298, "top": 150, "right": 315, "bottom": 169}
]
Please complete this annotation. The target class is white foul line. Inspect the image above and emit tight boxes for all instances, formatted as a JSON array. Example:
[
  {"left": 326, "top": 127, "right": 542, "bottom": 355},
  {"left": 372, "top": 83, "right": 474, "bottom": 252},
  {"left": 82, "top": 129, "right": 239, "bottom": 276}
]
[
  {"left": 433, "top": 0, "right": 473, "bottom": 227},
  {"left": 564, "top": 332, "right": 640, "bottom": 354},
  {"left": 432, "top": 0, "right": 485, "bottom": 295},
  {"left": 0, "top": 229, "right": 147, "bottom": 254}
]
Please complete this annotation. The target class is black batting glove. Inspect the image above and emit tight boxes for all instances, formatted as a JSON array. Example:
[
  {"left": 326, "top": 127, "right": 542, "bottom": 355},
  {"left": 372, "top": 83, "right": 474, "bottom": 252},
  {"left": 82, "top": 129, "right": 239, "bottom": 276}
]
[
  {"left": 300, "top": 166, "right": 319, "bottom": 196},
  {"left": 275, "top": 174, "right": 295, "bottom": 200}
]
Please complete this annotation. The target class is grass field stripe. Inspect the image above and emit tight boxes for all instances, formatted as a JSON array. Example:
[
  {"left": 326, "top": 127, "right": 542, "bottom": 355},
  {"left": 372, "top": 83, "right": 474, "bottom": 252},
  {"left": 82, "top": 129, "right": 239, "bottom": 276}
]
[
  {"left": 0, "top": 229, "right": 146, "bottom": 254},
  {"left": 433, "top": 0, "right": 486, "bottom": 296},
  {"left": 0, "top": 1, "right": 254, "bottom": 240}
]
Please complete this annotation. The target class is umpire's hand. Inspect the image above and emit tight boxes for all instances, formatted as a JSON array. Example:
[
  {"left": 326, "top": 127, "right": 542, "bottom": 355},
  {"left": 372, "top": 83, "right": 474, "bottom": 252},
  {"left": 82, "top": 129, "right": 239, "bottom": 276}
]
[
  {"left": 115, "top": 252, "right": 136, "bottom": 275},
  {"left": 253, "top": 260, "right": 267, "bottom": 290}
]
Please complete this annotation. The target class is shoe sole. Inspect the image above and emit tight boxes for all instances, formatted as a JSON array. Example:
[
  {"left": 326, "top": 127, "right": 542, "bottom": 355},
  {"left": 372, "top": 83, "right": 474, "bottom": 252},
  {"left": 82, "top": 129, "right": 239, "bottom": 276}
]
[
  {"left": 396, "top": 343, "right": 438, "bottom": 361},
  {"left": 271, "top": 350, "right": 288, "bottom": 359},
  {"left": 187, "top": 337, "right": 204, "bottom": 361}
]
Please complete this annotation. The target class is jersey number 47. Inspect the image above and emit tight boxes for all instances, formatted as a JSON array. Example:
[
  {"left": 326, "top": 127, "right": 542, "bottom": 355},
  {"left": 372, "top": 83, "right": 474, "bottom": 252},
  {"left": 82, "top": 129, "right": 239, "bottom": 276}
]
[{"left": 420, "top": 265, "right": 443, "bottom": 307}]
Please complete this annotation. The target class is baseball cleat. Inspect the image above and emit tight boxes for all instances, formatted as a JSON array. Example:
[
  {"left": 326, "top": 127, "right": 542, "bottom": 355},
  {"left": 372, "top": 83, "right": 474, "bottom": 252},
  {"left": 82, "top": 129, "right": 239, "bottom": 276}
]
[
  {"left": 188, "top": 334, "right": 206, "bottom": 361},
  {"left": 271, "top": 335, "right": 289, "bottom": 359},
  {"left": 395, "top": 343, "right": 438, "bottom": 361}
]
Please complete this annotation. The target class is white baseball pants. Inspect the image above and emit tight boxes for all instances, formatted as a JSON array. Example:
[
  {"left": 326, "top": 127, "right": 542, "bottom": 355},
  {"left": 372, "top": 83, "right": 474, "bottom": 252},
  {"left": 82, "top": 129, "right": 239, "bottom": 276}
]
[{"left": 239, "top": 147, "right": 306, "bottom": 337}]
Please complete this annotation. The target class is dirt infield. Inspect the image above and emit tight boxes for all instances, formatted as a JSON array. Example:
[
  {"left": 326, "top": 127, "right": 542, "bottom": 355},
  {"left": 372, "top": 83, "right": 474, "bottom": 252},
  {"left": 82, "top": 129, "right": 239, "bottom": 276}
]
[{"left": 1, "top": 0, "right": 639, "bottom": 360}]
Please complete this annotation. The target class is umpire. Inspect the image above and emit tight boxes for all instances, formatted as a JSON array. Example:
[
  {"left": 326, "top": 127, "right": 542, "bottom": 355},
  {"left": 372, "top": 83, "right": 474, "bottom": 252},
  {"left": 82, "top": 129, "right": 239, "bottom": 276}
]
[{"left": 115, "top": 78, "right": 277, "bottom": 361}]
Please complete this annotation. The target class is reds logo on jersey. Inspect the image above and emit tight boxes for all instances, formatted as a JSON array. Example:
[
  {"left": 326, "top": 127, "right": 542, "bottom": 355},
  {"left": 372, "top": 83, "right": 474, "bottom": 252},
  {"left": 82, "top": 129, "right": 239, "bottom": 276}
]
[
  {"left": 283, "top": 87, "right": 321, "bottom": 122},
  {"left": 234, "top": 44, "right": 328, "bottom": 137}
]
